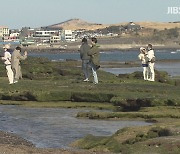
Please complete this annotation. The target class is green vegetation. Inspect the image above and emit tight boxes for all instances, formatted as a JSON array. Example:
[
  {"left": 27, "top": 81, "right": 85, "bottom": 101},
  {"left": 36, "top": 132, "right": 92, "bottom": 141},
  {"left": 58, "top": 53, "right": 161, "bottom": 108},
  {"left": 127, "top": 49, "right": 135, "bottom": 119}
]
[
  {"left": 0, "top": 57, "right": 179, "bottom": 106},
  {"left": 154, "top": 27, "right": 179, "bottom": 39},
  {"left": 77, "top": 106, "right": 180, "bottom": 120},
  {"left": 0, "top": 100, "right": 115, "bottom": 110},
  {"left": 72, "top": 121, "right": 180, "bottom": 153},
  {"left": 0, "top": 56, "right": 180, "bottom": 153}
]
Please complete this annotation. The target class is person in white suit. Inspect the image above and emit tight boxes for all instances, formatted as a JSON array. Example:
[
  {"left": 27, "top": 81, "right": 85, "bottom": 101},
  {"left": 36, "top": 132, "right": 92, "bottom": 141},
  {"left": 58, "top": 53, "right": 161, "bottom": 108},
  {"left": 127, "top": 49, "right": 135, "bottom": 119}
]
[
  {"left": 1, "top": 44, "right": 14, "bottom": 84},
  {"left": 138, "top": 47, "right": 148, "bottom": 80},
  {"left": 147, "top": 44, "right": 155, "bottom": 81}
]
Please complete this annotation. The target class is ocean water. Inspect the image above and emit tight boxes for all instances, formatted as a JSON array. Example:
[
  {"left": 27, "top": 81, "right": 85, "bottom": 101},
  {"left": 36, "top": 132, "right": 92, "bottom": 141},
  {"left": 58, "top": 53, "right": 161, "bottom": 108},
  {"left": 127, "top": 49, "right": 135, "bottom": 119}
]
[
  {"left": 29, "top": 50, "right": 180, "bottom": 62},
  {"left": 29, "top": 50, "right": 180, "bottom": 76},
  {"left": 102, "top": 63, "right": 180, "bottom": 77}
]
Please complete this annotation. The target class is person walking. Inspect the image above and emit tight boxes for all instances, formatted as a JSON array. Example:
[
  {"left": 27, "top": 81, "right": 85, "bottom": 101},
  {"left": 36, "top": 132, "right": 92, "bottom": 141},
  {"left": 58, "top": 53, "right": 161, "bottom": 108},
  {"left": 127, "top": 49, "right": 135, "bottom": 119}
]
[
  {"left": 11, "top": 46, "right": 27, "bottom": 83},
  {"left": 79, "top": 38, "right": 91, "bottom": 82},
  {"left": 138, "top": 47, "right": 148, "bottom": 80},
  {"left": 1, "top": 44, "right": 14, "bottom": 84},
  {"left": 88, "top": 37, "right": 100, "bottom": 84},
  {"left": 147, "top": 44, "right": 155, "bottom": 81}
]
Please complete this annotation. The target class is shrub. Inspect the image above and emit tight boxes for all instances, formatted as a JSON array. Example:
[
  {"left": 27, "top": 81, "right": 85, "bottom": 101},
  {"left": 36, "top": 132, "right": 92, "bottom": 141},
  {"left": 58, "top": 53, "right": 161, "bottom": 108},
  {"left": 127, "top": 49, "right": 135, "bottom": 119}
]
[
  {"left": 147, "top": 127, "right": 172, "bottom": 138},
  {"left": 36, "top": 91, "right": 71, "bottom": 102},
  {"left": 1, "top": 92, "right": 37, "bottom": 101},
  {"left": 124, "top": 127, "right": 172, "bottom": 145},
  {"left": 71, "top": 92, "right": 114, "bottom": 102},
  {"left": 111, "top": 97, "right": 153, "bottom": 111}
]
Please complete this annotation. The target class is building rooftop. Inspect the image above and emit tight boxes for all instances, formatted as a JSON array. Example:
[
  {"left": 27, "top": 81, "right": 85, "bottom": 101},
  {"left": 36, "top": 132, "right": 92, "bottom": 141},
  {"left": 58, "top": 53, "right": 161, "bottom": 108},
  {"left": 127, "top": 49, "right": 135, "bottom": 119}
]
[{"left": 0, "top": 26, "right": 9, "bottom": 28}]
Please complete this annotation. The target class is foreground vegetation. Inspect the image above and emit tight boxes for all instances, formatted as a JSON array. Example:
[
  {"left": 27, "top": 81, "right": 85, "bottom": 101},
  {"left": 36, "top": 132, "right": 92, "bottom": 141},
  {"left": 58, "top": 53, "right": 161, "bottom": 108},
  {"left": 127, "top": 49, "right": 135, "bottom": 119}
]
[
  {"left": 0, "top": 56, "right": 179, "bottom": 153},
  {"left": 72, "top": 119, "right": 180, "bottom": 154}
]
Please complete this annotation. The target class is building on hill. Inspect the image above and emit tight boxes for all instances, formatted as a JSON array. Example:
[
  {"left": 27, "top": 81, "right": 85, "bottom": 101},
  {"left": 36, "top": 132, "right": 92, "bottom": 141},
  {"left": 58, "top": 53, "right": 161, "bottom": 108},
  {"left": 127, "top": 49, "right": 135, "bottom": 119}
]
[
  {"left": 61, "top": 30, "right": 75, "bottom": 41},
  {"left": 0, "top": 26, "right": 9, "bottom": 38},
  {"left": 125, "top": 22, "right": 141, "bottom": 31},
  {"left": 50, "top": 35, "right": 61, "bottom": 44}
]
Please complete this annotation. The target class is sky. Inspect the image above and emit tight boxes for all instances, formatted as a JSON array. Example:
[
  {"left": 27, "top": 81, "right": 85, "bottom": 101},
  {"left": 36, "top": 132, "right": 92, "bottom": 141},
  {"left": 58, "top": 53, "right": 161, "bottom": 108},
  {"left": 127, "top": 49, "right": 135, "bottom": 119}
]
[{"left": 1, "top": 0, "right": 180, "bottom": 29}]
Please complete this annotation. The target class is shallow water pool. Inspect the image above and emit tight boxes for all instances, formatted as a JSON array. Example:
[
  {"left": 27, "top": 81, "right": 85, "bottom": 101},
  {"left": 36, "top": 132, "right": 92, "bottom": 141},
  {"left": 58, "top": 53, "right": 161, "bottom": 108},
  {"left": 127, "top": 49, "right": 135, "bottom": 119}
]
[{"left": 0, "top": 105, "right": 151, "bottom": 149}]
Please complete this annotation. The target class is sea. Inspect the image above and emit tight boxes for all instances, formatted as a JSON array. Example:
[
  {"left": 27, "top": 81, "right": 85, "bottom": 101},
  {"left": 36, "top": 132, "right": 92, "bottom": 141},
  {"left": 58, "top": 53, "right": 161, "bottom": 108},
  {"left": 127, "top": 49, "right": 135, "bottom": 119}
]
[
  {"left": 29, "top": 50, "right": 180, "bottom": 77},
  {"left": 29, "top": 50, "right": 180, "bottom": 62}
]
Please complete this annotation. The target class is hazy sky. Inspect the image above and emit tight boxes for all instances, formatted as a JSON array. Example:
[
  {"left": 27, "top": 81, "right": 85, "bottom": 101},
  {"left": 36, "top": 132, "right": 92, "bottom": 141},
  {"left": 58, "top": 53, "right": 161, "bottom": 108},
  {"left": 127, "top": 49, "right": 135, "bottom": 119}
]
[{"left": 1, "top": 0, "right": 180, "bottom": 29}]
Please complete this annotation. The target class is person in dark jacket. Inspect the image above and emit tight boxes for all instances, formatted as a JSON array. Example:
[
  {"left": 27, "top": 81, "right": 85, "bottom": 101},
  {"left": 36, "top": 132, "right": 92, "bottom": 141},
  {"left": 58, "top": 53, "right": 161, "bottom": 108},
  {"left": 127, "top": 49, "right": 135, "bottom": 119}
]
[
  {"left": 79, "top": 38, "right": 91, "bottom": 81},
  {"left": 88, "top": 37, "right": 100, "bottom": 84}
]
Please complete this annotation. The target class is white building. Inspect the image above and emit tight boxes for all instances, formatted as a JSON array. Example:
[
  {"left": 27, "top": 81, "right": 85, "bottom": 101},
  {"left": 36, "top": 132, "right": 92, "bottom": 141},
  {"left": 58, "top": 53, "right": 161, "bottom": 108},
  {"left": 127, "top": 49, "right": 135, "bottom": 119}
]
[
  {"left": 34, "top": 30, "right": 58, "bottom": 37},
  {"left": 0, "top": 26, "right": 9, "bottom": 37},
  {"left": 62, "top": 30, "right": 75, "bottom": 41},
  {"left": 50, "top": 35, "right": 61, "bottom": 43},
  {"left": 2, "top": 32, "right": 20, "bottom": 42},
  {"left": 10, "top": 32, "right": 19, "bottom": 37}
]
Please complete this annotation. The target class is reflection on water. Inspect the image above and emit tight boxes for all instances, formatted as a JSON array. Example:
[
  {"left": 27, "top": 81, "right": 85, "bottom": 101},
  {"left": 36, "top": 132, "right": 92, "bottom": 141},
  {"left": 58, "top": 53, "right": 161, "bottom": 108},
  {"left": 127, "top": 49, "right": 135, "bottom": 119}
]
[{"left": 0, "top": 106, "right": 151, "bottom": 149}]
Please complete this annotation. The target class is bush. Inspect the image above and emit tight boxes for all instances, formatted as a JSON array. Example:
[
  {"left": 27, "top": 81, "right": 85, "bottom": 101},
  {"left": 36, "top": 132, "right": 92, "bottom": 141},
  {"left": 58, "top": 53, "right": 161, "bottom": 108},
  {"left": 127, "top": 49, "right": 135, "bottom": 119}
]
[
  {"left": 165, "top": 99, "right": 180, "bottom": 106},
  {"left": 124, "top": 127, "right": 172, "bottom": 145},
  {"left": 175, "top": 79, "right": 180, "bottom": 86},
  {"left": 111, "top": 97, "right": 153, "bottom": 111},
  {"left": 71, "top": 92, "right": 114, "bottom": 102},
  {"left": 1, "top": 92, "right": 37, "bottom": 101},
  {"left": 147, "top": 127, "right": 172, "bottom": 138},
  {"left": 36, "top": 91, "right": 71, "bottom": 102},
  {"left": 111, "top": 96, "right": 180, "bottom": 110},
  {"left": 118, "top": 71, "right": 143, "bottom": 79},
  {"left": 118, "top": 70, "right": 175, "bottom": 85}
]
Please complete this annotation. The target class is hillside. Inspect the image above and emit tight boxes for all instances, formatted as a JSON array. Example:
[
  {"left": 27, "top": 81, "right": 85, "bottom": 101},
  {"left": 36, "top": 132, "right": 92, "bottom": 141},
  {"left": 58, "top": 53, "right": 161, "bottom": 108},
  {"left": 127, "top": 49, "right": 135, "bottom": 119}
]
[
  {"left": 46, "top": 19, "right": 180, "bottom": 31},
  {"left": 136, "top": 21, "right": 180, "bottom": 30},
  {"left": 47, "top": 18, "right": 108, "bottom": 30}
]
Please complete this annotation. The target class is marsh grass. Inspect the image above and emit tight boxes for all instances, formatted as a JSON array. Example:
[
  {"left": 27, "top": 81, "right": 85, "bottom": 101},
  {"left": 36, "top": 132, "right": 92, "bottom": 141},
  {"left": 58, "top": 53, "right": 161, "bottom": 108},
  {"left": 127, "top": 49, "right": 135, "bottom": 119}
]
[
  {"left": 77, "top": 106, "right": 180, "bottom": 119},
  {"left": 73, "top": 121, "right": 180, "bottom": 153},
  {"left": 0, "top": 100, "right": 115, "bottom": 110}
]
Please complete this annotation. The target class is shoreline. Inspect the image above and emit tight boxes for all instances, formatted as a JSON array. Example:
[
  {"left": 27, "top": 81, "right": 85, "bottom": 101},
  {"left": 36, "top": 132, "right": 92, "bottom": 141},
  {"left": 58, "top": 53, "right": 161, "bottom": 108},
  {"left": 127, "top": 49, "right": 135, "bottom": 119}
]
[
  {"left": 0, "top": 130, "right": 94, "bottom": 154},
  {"left": 25, "top": 45, "right": 180, "bottom": 53},
  {"left": 1, "top": 43, "right": 180, "bottom": 53}
]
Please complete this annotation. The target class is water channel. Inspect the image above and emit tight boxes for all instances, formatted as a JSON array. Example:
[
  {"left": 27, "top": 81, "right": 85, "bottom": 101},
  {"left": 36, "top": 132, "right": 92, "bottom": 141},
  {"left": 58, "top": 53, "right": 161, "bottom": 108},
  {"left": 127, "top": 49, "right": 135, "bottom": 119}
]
[{"left": 0, "top": 105, "right": 151, "bottom": 149}]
